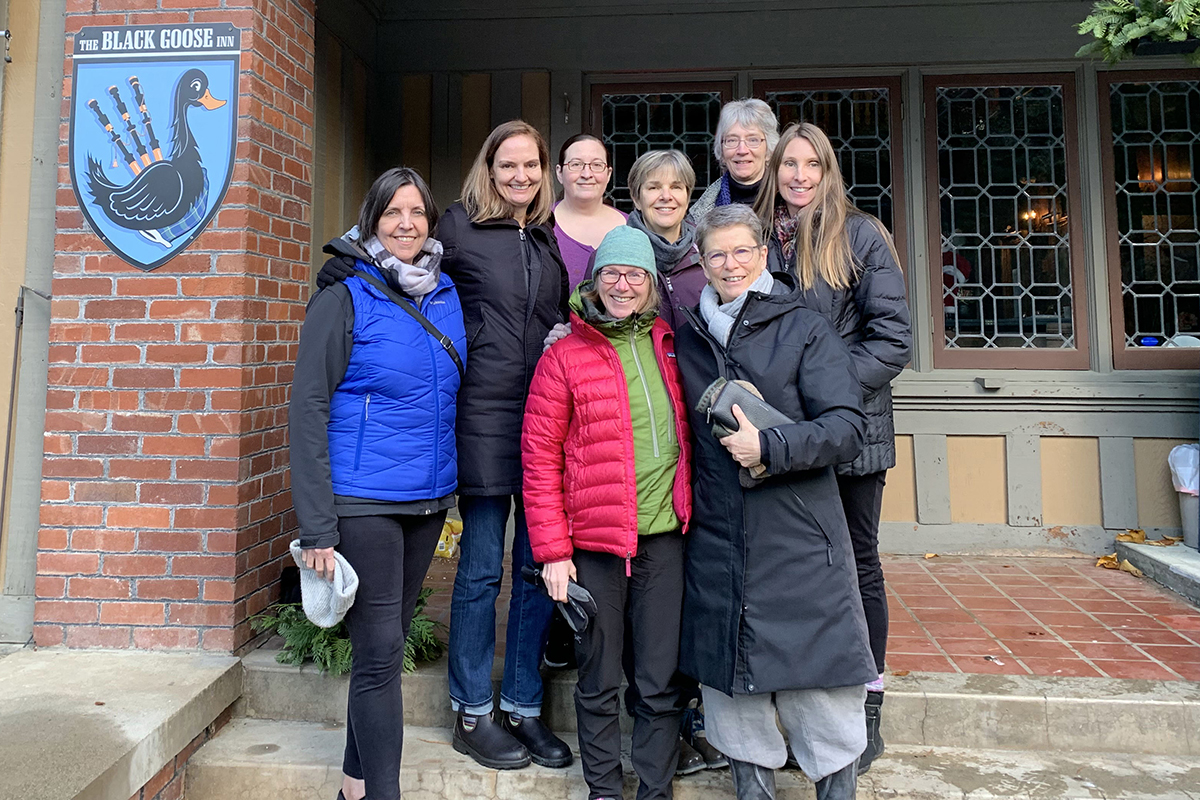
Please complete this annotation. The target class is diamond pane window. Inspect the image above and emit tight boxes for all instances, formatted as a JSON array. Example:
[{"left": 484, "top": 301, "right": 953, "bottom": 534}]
[
  {"left": 598, "top": 89, "right": 725, "bottom": 212},
  {"left": 1108, "top": 80, "right": 1200, "bottom": 351},
  {"left": 934, "top": 84, "right": 1077, "bottom": 352},
  {"left": 766, "top": 87, "right": 895, "bottom": 230}
]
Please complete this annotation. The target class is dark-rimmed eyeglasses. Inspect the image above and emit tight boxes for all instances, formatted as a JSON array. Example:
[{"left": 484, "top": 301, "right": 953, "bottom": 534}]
[
  {"left": 563, "top": 160, "right": 610, "bottom": 173},
  {"left": 703, "top": 247, "right": 759, "bottom": 269},
  {"left": 597, "top": 268, "right": 649, "bottom": 286}
]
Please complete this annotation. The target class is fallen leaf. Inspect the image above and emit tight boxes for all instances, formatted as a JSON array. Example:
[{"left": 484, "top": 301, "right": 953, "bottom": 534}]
[
  {"left": 1116, "top": 529, "right": 1146, "bottom": 543},
  {"left": 891, "top": 670, "right": 910, "bottom": 677},
  {"left": 983, "top": 655, "right": 1006, "bottom": 665},
  {"left": 1096, "top": 553, "right": 1119, "bottom": 570},
  {"left": 924, "top": 553, "right": 938, "bottom": 559},
  {"left": 1118, "top": 559, "right": 1144, "bottom": 578},
  {"left": 1145, "top": 536, "right": 1182, "bottom": 547}
]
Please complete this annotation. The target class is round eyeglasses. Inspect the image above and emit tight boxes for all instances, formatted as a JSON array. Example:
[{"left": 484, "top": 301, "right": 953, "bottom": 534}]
[
  {"left": 563, "top": 159, "right": 610, "bottom": 173},
  {"left": 597, "top": 269, "right": 648, "bottom": 286},
  {"left": 704, "top": 247, "right": 759, "bottom": 269}
]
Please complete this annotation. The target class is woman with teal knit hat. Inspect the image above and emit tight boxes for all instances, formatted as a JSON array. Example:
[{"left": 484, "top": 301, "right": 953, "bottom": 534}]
[{"left": 523, "top": 225, "right": 694, "bottom": 800}]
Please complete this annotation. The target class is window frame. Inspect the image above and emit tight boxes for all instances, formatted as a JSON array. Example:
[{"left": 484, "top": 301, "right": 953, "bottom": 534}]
[
  {"left": 923, "top": 72, "right": 1091, "bottom": 370},
  {"left": 753, "top": 75, "right": 908, "bottom": 272},
  {"left": 1097, "top": 68, "right": 1200, "bottom": 370}
]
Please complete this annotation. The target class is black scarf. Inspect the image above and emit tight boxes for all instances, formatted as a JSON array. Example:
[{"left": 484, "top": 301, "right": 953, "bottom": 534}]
[{"left": 627, "top": 209, "right": 696, "bottom": 272}]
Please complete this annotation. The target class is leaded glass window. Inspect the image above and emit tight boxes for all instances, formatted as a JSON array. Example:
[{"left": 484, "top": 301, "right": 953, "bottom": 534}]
[
  {"left": 599, "top": 90, "right": 724, "bottom": 211},
  {"left": 934, "top": 84, "right": 1076, "bottom": 351},
  {"left": 766, "top": 87, "right": 894, "bottom": 230},
  {"left": 1109, "top": 80, "right": 1200, "bottom": 350}
]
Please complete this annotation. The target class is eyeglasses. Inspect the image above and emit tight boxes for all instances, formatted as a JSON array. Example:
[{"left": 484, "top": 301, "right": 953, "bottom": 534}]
[
  {"left": 563, "top": 160, "right": 610, "bottom": 173},
  {"left": 597, "top": 268, "right": 648, "bottom": 286},
  {"left": 704, "top": 247, "right": 759, "bottom": 269},
  {"left": 721, "top": 136, "right": 765, "bottom": 150}
]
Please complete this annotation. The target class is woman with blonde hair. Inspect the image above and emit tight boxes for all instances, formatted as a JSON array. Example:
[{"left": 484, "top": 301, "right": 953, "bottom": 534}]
[
  {"left": 317, "top": 120, "right": 573, "bottom": 772},
  {"left": 754, "top": 122, "right": 911, "bottom": 775}
]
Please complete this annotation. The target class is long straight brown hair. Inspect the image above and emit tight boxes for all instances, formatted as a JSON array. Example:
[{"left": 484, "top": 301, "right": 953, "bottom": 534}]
[
  {"left": 461, "top": 120, "right": 555, "bottom": 226},
  {"left": 754, "top": 122, "right": 897, "bottom": 291}
]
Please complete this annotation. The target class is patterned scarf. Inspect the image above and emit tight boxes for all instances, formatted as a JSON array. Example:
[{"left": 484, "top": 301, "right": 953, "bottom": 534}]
[
  {"left": 362, "top": 234, "right": 444, "bottom": 301},
  {"left": 627, "top": 209, "right": 696, "bottom": 272},
  {"left": 715, "top": 173, "right": 733, "bottom": 207},
  {"left": 773, "top": 203, "right": 802, "bottom": 266}
]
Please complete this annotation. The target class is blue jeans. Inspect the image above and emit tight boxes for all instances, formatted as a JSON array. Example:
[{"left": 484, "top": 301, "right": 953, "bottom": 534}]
[{"left": 448, "top": 494, "right": 554, "bottom": 717}]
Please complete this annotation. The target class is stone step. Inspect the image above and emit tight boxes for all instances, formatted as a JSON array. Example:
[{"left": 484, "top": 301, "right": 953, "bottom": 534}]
[
  {"left": 186, "top": 717, "right": 1200, "bottom": 800},
  {"left": 238, "top": 647, "right": 1200, "bottom": 756},
  {"left": 1116, "top": 541, "right": 1200, "bottom": 607}
]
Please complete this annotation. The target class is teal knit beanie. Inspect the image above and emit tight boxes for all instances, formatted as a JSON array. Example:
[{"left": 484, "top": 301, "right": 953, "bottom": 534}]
[{"left": 593, "top": 226, "right": 657, "bottom": 277}]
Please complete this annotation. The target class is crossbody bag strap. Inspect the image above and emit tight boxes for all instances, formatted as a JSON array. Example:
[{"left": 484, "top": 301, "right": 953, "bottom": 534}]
[{"left": 352, "top": 270, "right": 465, "bottom": 381}]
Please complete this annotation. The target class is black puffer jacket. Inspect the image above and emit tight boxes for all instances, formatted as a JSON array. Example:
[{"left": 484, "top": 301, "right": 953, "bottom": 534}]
[
  {"left": 675, "top": 275, "right": 876, "bottom": 696},
  {"left": 438, "top": 203, "right": 569, "bottom": 495},
  {"left": 768, "top": 213, "right": 911, "bottom": 476}
]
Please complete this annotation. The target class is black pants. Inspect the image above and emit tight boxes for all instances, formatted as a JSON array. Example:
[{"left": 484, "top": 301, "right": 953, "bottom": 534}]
[
  {"left": 837, "top": 471, "right": 888, "bottom": 675},
  {"left": 574, "top": 533, "right": 685, "bottom": 800},
  {"left": 337, "top": 511, "right": 445, "bottom": 800}
]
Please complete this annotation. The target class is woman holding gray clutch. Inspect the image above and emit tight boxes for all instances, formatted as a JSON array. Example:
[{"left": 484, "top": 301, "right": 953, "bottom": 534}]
[
  {"left": 523, "top": 225, "right": 693, "bottom": 800},
  {"left": 673, "top": 204, "right": 873, "bottom": 800},
  {"left": 754, "top": 122, "right": 912, "bottom": 773}
]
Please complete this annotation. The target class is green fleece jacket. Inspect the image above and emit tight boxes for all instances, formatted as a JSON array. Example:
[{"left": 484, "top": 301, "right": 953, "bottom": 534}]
[{"left": 572, "top": 288, "right": 680, "bottom": 536}]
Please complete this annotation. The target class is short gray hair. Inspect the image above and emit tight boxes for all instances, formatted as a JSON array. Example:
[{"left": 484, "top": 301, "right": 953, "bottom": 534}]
[
  {"left": 695, "top": 204, "right": 766, "bottom": 253},
  {"left": 713, "top": 99, "right": 781, "bottom": 170},
  {"left": 627, "top": 149, "right": 696, "bottom": 201}
]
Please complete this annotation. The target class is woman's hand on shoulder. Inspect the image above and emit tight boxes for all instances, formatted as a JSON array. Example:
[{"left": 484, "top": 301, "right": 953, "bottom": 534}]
[
  {"left": 542, "top": 322, "right": 572, "bottom": 353},
  {"left": 718, "top": 405, "right": 763, "bottom": 469},
  {"left": 315, "top": 256, "right": 358, "bottom": 289},
  {"left": 541, "top": 559, "right": 576, "bottom": 603},
  {"left": 301, "top": 547, "right": 337, "bottom": 581}
]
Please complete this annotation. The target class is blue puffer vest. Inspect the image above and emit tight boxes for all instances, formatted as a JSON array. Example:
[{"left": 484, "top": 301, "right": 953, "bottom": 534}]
[{"left": 327, "top": 260, "right": 466, "bottom": 501}]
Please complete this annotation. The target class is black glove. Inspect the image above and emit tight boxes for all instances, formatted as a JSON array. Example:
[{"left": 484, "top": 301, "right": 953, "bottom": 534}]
[{"left": 315, "top": 255, "right": 358, "bottom": 289}]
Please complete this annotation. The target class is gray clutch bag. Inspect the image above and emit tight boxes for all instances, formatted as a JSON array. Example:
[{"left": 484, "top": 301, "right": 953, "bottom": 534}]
[{"left": 695, "top": 378, "right": 794, "bottom": 484}]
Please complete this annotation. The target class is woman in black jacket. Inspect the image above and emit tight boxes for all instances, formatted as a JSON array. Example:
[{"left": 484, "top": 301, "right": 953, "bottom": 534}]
[
  {"left": 676, "top": 204, "right": 874, "bottom": 800},
  {"left": 317, "top": 121, "right": 572, "bottom": 773},
  {"left": 753, "top": 122, "right": 912, "bottom": 774}
]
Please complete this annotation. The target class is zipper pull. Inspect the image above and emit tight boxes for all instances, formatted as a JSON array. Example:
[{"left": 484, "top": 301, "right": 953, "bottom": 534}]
[
  {"left": 827, "top": 540, "right": 833, "bottom": 566},
  {"left": 519, "top": 227, "right": 526, "bottom": 241},
  {"left": 364, "top": 393, "right": 371, "bottom": 419},
  {"left": 626, "top": 553, "right": 632, "bottom": 578}
]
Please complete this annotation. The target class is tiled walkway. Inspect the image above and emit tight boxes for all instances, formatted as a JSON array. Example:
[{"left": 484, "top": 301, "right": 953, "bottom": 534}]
[
  {"left": 884, "top": 555, "right": 1200, "bottom": 681},
  {"left": 422, "top": 554, "right": 1200, "bottom": 681}
]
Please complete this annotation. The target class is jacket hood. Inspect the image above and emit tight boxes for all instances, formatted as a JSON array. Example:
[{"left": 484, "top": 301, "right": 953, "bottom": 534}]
[{"left": 323, "top": 227, "right": 372, "bottom": 261}]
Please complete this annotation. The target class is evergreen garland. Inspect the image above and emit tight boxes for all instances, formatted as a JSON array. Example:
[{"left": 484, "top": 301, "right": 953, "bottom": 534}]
[
  {"left": 250, "top": 587, "right": 445, "bottom": 676},
  {"left": 1076, "top": 0, "right": 1200, "bottom": 64}
]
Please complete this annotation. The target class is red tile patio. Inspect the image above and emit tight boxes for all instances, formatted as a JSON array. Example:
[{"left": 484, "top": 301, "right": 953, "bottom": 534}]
[{"left": 421, "top": 554, "right": 1200, "bottom": 681}]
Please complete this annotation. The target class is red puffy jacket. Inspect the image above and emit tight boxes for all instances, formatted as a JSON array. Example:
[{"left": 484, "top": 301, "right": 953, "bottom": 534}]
[{"left": 522, "top": 312, "right": 692, "bottom": 566}]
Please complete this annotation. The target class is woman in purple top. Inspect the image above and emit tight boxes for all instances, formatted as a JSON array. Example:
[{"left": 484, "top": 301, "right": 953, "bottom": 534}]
[{"left": 552, "top": 134, "right": 627, "bottom": 289}]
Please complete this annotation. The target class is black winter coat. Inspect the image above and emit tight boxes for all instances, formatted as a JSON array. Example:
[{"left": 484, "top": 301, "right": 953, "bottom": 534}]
[
  {"left": 675, "top": 275, "right": 877, "bottom": 696},
  {"left": 438, "top": 203, "right": 569, "bottom": 495},
  {"left": 768, "top": 214, "right": 911, "bottom": 476}
]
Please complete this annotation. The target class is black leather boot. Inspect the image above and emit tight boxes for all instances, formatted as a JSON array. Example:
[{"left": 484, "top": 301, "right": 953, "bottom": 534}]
[
  {"left": 500, "top": 711, "right": 573, "bottom": 768},
  {"left": 815, "top": 759, "right": 858, "bottom": 800},
  {"left": 729, "top": 759, "right": 775, "bottom": 800},
  {"left": 676, "top": 734, "right": 705, "bottom": 775},
  {"left": 858, "top": 690, "right": 884, "bottom": 775},
  {"left": 452, "top": 710, "right": 531, "bottom": 770}
]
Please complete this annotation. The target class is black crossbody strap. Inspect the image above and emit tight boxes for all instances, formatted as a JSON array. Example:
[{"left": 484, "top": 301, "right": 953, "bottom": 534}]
[{"left": 352, "top": 270, "right": 465, "bottom": 381}]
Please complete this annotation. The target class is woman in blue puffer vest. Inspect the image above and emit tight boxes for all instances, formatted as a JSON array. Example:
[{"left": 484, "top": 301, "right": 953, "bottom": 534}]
[{"left": 288, "top": 167, "right": 465, "bottom": 800}]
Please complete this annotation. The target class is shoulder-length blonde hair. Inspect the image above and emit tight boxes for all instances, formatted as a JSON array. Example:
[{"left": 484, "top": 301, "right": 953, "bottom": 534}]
[
  {"left": 461, "top": 120, "right": 555, "bottom": 226},
  {"left": 753, "top": 122, "right": 896, "bottom": 292}
]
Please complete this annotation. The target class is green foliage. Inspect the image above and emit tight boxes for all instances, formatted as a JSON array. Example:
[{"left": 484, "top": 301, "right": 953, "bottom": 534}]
[
  {"left": 250, "top": 588, "right": 445, "bottom": 676},
  {"left": 1076, "top": 0, "right": 1200, "bottom": 64}
]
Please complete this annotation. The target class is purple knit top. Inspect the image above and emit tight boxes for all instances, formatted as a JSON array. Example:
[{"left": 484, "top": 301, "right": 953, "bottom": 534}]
[{"left": 552, "top": 203, "right": 628, "bottom": 290}]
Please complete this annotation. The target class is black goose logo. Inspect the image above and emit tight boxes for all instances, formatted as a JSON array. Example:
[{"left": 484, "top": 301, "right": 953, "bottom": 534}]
[{"left": 69, "top": 25, "right": 241, "bottom": 271}]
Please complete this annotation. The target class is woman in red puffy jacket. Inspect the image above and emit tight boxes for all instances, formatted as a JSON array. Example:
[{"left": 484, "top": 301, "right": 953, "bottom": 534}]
[{"left": 523, "top": 225, "right": 692, "bottom": 800}]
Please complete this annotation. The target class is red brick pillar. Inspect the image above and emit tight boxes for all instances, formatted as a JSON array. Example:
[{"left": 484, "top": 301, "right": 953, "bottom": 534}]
[{"left": 36, "top": 1, "right": 315, "bottom": 650}]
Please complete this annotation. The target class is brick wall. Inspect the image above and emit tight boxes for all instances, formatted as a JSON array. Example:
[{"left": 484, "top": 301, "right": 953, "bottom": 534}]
[{"left": 35, "top": 0, "right": 315, "bottom": 650}]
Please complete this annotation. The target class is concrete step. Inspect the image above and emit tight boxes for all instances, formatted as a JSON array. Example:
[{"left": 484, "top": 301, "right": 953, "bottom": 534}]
[
  {"left": 1117, "top": 541, "right": 1200, "bottom": 607},
  {"left": 238, "top": 647, "right": 1200, "bottom": 756},
  {"left": 187, "top": 717, "right": 1200, "bottom": 800}
]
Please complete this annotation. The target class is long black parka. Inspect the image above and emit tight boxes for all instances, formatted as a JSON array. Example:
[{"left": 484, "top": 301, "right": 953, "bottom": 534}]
[
  {"left": 767, "top": 213, "right": 911, "bottom": 477},
  {"left": 437, "top": 202, "right": 569, "bottom": 495},
  {"left": 675, "top": 274, "right": 877, "bottom": 696}
]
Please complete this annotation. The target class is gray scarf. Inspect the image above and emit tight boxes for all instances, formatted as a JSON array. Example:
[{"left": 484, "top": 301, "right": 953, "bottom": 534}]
[
  {"left": 698, "top": 270, "right": 775, "bottom": 345},
  {"left": 627, "top": 209, "right": 696, "bottom": 272},
  {"left": 360, "top": 232, "right": 444, "bottom": 300}
]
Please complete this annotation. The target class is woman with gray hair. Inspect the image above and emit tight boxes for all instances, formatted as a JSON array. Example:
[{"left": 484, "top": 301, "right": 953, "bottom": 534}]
[{"left": 688, "top": 98, "right": 780, "bottom": 223}]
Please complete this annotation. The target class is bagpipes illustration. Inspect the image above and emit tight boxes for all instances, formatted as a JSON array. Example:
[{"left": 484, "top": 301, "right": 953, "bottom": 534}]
[{"left": 83, "top": 68, "right": 224, "bottom": 247}]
